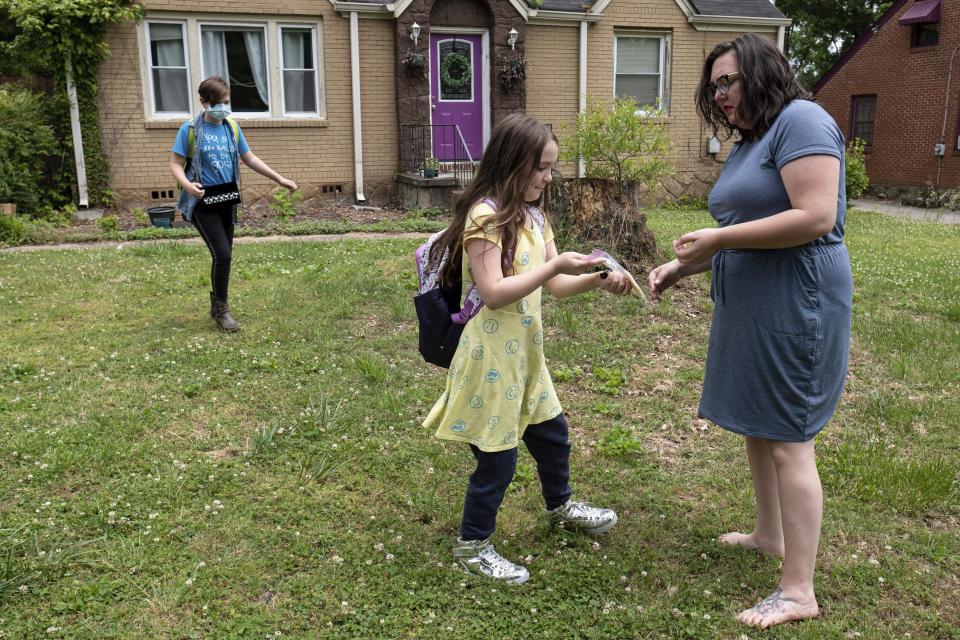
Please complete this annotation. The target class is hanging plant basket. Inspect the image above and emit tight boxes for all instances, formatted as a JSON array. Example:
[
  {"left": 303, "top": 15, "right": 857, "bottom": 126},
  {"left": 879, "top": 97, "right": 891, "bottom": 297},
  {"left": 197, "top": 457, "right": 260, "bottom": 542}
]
[
  {"left": 440, "top": 52, "right": 471, "bottom": 91},
  {"left": 500, "top": 55, "right": 527, "bottom": 91},
  {"left": 403, "top": 52, "right": 425, "bottom": 70}
]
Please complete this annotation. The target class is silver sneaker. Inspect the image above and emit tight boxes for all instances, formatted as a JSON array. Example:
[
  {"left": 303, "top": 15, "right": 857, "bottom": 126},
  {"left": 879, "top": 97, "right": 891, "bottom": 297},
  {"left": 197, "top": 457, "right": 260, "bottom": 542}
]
[
  {"left": 453, "top": 538, "right": 530, "bottom": 585},
  {"left": 548, "top": 500, "right": 618, "bottom": 534}
]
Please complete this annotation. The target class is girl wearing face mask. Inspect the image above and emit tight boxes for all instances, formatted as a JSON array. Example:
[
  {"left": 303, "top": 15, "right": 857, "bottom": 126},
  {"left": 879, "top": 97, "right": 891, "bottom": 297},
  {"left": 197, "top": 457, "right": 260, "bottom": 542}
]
[{"left": 170, "top": 76, "right": 298, "bottom": 331}]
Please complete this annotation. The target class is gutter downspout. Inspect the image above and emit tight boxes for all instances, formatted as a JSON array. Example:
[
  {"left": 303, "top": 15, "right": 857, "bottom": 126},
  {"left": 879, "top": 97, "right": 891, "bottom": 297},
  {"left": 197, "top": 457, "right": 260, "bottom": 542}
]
[
  {"left": 349, "top": 11, "right": 366, "bottom": 202},
  {"left": 777, "top": 25, "right": 785, "bottom": 51},
  {"left": 578, "top": 20, "right": 588, "bottom": 178},
  {"left": 937, "top": 44, "right": 960, "bottom": 188},
  {"left": 65, "top": 52, "right": 89, "bottom": 208}
]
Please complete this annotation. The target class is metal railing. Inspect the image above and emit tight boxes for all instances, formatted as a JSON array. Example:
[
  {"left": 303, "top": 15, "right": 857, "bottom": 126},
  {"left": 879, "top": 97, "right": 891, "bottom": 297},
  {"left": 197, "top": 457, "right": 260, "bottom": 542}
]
[{"left": 400, "top": 123, "right": 476, "bottom": 186}]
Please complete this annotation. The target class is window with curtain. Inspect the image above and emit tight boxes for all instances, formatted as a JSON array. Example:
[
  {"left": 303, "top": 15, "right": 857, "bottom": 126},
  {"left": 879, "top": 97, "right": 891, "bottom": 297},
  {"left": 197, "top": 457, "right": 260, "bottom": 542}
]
[
  {"left": 143, "top": 16, "right": 324, "bottom": 119},
  {"left": 614, "top": 35, "right": 664, "bottom": 110},
  {"left": 851, "top": 95, "right": 877, "bottom": 147},
  {"left": 148, "top": 22, "right": 190, "bottom": 114},
  {"left": 280, "top": 26, "right": 318, "bottom": 114},
  {"left": 200, "top": 25, "right": 269, "bottom": 112}
]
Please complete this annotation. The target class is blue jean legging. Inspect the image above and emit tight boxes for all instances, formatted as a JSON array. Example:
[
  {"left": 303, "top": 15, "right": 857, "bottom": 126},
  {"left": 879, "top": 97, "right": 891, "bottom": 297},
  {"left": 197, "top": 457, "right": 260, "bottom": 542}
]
[{"left": 460, "top": 414, "right": 572, "bottom": 541}]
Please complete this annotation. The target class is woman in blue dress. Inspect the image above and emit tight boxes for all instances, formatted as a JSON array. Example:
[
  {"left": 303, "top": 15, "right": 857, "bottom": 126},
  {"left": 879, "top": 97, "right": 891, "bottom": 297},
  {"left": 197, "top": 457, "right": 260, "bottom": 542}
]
[{"left": 648, "top": 34, "right": 853, "bottom": 629}]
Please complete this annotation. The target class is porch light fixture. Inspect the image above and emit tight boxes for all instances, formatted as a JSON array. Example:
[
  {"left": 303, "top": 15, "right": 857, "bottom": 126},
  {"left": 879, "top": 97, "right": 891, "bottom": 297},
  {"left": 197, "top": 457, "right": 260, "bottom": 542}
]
[
  {"left": 508, "top": 28, "right": 518, "bottom": 50},
  {"left": 410, "top": 22, "right": 421, "bottom": 47}
]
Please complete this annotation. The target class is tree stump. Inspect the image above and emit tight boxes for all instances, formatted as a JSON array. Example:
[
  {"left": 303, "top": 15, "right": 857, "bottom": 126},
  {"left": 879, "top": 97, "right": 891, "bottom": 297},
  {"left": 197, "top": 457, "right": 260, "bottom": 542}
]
[{"left": 545, "top": 175, "right": 661, "bottom": 273}]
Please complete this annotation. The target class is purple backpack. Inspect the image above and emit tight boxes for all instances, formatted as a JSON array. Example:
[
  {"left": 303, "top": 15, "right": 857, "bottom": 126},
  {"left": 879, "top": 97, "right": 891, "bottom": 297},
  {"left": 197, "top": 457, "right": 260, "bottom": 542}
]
[{"left": 414, "top": 200, "right": 545, "bottom": 368}]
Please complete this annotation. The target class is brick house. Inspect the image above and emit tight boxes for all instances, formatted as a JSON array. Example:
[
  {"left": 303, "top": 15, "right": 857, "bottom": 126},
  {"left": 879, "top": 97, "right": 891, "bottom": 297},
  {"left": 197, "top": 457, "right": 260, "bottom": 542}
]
[
  {"left": 814, "top": 0, "right": 959, "bottom": 189},
  {"left": 100, "top": 0, "right": 789, "bottom": 209}
]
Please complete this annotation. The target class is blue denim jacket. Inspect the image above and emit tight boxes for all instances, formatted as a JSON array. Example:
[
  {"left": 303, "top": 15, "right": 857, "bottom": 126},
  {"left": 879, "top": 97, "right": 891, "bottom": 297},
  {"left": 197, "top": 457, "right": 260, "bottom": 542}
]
[{"left": 176, "top": 112, "right": 241, "bottom": 222}]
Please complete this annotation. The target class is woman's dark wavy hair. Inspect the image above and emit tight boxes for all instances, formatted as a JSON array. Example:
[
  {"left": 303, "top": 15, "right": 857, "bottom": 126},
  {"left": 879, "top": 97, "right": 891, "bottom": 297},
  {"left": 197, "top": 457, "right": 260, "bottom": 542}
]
[
  {"left": 695, "top": 33, "right": 810, "bottom": 143},
  {"left": 429, "top": 113, "right": 556, "bottom": 286}
]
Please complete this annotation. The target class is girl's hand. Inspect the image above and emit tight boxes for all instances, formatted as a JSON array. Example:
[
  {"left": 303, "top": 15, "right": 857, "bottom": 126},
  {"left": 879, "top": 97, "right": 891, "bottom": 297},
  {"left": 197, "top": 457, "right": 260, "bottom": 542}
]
[
  {"left": 188, "top": 183, "right": 205, "bottom": 199},
  {"left": 552, "top": 252, "right": 606, "bottom": 276},
  {"left": 278, "top": 177, "right": 298, "bottom": 191},
  {"left": 673, "top": 228, "right": 723, "bottom": 265},
  {"left": 648, "top": 259, "right": 684, "bottom": 302},
  {"left": 596, "top": 270, "right": 632, "bottom": 296}
]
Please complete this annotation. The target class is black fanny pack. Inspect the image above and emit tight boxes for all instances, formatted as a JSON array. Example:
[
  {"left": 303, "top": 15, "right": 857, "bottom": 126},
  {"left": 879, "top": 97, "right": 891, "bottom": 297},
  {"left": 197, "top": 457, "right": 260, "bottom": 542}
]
[{"left": 201, "top": 181, "right": 241, "bottom": 206}]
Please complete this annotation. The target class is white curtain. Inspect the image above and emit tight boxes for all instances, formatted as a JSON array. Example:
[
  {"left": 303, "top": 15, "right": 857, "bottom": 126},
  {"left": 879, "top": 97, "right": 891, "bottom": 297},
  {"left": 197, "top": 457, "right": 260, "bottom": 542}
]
[
  {"left": 149, "top": 23, "right": 189, "bottom": 112},
  {"left": 282, "top": 29, "right": 305, "bottom": 112},
  {"left": 201, "top": 29, "right": 229, "bottom": 86},
  {"left": 243, "top": 31, "right": 269, "bottom": 106}
]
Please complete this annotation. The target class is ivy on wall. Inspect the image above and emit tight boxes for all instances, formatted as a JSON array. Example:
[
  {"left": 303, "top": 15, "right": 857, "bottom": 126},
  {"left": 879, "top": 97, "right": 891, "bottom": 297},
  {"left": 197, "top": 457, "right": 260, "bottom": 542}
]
[{"left": 1, "top": 0, "right": 144, "bottom": 208}]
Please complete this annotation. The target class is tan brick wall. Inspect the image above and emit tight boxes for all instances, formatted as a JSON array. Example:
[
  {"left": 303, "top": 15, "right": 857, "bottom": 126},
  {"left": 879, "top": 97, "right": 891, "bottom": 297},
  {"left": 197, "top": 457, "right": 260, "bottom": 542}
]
[
  {"left": 99, "top": 4, "right": 398, "bottom": 209},
  {"left": 100, "top": 1, "right": 782, "bottom": 209},
  {"left": 527, "top": 7, "right": 771, "bottom": 201},
  {"left": 815, "top": 2, "right": 960, "bottom": 188}
]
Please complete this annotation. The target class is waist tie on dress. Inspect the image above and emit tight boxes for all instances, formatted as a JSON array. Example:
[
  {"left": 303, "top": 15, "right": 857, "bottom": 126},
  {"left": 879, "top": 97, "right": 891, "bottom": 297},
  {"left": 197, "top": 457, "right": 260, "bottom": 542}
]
[{"left": 711, "top": 250, "right": 726, "bottom": 305}]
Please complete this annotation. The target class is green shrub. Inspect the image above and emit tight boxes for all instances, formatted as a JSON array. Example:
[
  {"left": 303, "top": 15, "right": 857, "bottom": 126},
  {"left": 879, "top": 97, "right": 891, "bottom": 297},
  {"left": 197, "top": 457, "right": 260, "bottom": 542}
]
[
  {"left": 0, "top": 86, "right": 56, "bottom": 214},
  {"left": 0, "top": 214, "right": 33, "bottom": 245},
  {"left": 269, "top": 189, "right": 303, "bottom": 223},
  {"left": 96, "top": 215, "right": 119, "bottom": 232},
  {"left": 846, "top": 137, "right": 869, "bottom": 201}
]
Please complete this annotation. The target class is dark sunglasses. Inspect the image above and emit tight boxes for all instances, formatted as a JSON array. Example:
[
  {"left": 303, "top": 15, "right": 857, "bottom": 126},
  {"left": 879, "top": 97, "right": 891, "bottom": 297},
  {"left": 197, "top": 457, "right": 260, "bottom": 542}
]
[{"left": 709, "top": 72, "right": 740, "bottom": 96}]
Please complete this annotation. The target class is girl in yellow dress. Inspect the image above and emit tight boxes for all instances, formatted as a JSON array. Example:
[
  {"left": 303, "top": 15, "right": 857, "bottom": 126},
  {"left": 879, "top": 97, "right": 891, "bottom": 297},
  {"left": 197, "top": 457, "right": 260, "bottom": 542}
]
[{"left": 422, "top": 113, "right": 632, "bottom": 584}]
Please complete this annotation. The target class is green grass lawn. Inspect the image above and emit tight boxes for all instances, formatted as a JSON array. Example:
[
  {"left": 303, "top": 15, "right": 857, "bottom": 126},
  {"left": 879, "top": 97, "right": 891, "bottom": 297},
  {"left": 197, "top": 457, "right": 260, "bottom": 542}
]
[{"left": 0, "top": 208, "right": 957, "bottom": 639}]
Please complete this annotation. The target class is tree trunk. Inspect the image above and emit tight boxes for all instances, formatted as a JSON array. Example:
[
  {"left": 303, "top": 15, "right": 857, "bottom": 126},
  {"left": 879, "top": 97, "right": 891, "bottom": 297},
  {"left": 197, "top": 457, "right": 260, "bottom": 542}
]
[{"left": 545, "top": 176, "right": 661, "bottom": 273}]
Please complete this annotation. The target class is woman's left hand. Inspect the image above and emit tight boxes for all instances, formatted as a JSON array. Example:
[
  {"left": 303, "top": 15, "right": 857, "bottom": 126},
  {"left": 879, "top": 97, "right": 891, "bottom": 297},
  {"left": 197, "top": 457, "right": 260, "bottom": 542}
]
[
  {"left": 278, "top": 178, "right": 298, "bottom": 191},
  {"left": 673, "top": 228, "right": 724, "bottom": 265},
  {"left": 595, "top": 270, "right": 632, "bottom": 296}
]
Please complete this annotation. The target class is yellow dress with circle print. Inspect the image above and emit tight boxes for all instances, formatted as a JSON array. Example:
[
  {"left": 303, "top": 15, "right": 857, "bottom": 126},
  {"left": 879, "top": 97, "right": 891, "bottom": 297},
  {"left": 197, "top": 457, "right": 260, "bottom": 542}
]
[{"left": 423, "top": 201, "right": 562, "bottom": 452}]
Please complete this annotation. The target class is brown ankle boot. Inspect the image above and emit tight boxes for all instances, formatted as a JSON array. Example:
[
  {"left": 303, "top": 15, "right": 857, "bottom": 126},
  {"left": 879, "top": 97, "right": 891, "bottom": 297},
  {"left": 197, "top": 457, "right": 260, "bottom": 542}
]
[{"left": 210, "top": 295, "right": 238, "bottom": 332}]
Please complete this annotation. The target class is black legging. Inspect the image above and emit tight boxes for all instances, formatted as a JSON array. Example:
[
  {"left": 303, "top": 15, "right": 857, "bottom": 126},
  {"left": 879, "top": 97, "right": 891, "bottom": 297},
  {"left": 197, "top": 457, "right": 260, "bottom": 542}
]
[{"left": 192, "top": 202, "right": 235, "bottom": 301}]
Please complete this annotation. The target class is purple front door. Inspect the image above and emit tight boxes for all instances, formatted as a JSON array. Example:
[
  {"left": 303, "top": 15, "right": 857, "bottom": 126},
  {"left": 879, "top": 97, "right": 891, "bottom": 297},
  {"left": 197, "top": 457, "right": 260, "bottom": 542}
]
[{"left": 430, "top": 33, "right": 484, "bottom": 160}]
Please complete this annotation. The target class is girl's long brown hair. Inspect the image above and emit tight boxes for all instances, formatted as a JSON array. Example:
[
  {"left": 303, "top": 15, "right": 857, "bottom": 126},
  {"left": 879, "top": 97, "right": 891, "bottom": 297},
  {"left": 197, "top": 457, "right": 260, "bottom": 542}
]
[
  {"left": 429, "top": 113, "right": 557, "bottom": 286},
  {"left": 695, "top": 33, "right": 810, "bottom": 143}
]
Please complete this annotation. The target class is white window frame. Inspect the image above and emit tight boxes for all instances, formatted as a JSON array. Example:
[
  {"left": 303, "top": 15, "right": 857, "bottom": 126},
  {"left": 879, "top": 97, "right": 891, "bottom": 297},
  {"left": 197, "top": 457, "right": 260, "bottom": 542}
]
[
  {"left": 139, "top": 14, "right": 326, "bottom": 121},
  {"left": 613, "top": 32, "right": 670, "bottom": 115},
  {"left": 145, "top": 20, "right": 192, "bottom": 119},
  {"left": 198, "top": 21, "right": 271, "bottom": 118},
  {"left": 278, "top": 24, "right": 321, "bottom": 117}
]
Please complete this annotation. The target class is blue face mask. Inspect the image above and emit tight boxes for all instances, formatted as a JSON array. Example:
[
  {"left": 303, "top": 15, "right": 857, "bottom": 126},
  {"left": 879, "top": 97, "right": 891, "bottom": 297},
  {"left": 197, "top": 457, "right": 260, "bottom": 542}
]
[{"left": 207, "top": 103, "right": 231, "bottom": 121}]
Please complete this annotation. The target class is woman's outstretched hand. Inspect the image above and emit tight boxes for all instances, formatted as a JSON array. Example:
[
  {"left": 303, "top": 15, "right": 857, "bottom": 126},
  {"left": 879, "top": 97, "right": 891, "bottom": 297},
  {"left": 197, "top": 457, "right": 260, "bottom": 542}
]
[
  {"left": 673, "top": 228, "right": 723, "bottom": 265},
  {"left": 648, "top": 259, "right": 684, "bottom": 302}
]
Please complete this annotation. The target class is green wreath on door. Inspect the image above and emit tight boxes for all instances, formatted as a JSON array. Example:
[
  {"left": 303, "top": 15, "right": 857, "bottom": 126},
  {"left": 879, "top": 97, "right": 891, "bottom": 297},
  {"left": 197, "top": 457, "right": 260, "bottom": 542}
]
[{"left": 440, "top": 52, "right": 471, "bottom": 91}]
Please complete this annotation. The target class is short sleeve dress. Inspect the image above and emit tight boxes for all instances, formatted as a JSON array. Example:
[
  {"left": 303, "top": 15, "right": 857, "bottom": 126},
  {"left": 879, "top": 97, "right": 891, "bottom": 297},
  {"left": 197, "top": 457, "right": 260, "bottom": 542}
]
[
  {"left": 700, "top": 100, "right": 854, "bottom": 442},
  {"left": 422, "top": 201, "right": 563, "bottom": 452}
]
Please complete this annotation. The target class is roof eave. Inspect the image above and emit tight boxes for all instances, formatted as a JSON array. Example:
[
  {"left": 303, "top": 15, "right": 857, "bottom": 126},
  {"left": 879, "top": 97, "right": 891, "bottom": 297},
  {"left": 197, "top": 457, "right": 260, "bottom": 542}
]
[
  {"left": 529, "top": 10, "right": 604, "bottom": 26},
  {"left": 688, "top": 15, "right": 792, "bottom": 31},
  {"left": 329, "top": 1, "right": 394, "bottom": 19}
]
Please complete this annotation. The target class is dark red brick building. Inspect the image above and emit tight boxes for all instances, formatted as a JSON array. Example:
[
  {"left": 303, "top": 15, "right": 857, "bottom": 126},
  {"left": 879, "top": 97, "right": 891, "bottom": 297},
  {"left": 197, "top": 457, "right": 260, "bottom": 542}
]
[{"left": 814, "top": 0, "right": 959, "bottom": 189}]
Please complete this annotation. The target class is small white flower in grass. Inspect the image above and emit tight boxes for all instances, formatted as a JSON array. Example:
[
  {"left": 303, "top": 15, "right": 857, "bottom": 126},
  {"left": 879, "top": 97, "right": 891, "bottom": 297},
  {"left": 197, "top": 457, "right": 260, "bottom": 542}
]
[
  {"left": 641, "top": 570, "right": 647, "bottom": 576},
  {"left": 869, "top": 557, "right": 879, "bottom": 565},
  {"left": 386, "top": 554, "right": 395, "bottom": 561},
  {"left": 700, "top": 553, "right": 707, "bottom": 559},
  {"left": 374, "top": 543, "right": 384, "bottom": 552},
  {"left": 878, "top": 576, "right": 885, "bottom": 583},
  {"left": 704, "top": 589, "right": 711, "bottom": 596},
  {"left": 185, "top": 577, "right": 194, "bottom": 585},
  {"left": 198, "top": 561, "right": 206, "bottom": 568},
  {"left": 530, "top": 608, "right": 537, "bottom": 614},
  {"left": 592, "top": 541, "right": 600, "bottom": 551},
  {"left": 703, "top": 614, "right": 711, "bottom": 620}
]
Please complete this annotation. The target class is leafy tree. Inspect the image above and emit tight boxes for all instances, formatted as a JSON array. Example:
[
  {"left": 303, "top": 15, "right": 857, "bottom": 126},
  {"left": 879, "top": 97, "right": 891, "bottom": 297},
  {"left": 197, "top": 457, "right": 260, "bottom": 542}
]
[
  {"left": 0, "top": 0, "right": 144, "bottom": 210},
  {"left": 776, "top": 0, "right": 894, "bottom": 88},
  {"left": 560, "top": 96, "right": 673, "bottom": 190}
]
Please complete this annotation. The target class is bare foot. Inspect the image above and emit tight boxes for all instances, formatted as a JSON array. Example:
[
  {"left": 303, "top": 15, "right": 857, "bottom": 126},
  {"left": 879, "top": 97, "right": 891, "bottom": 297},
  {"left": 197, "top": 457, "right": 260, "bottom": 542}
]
[
  {"left": 737, "top": 587, "right": 819, "bottom": 629},
  {"left": 717, "top": 531, "right": 784, "bottom": 558}
]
